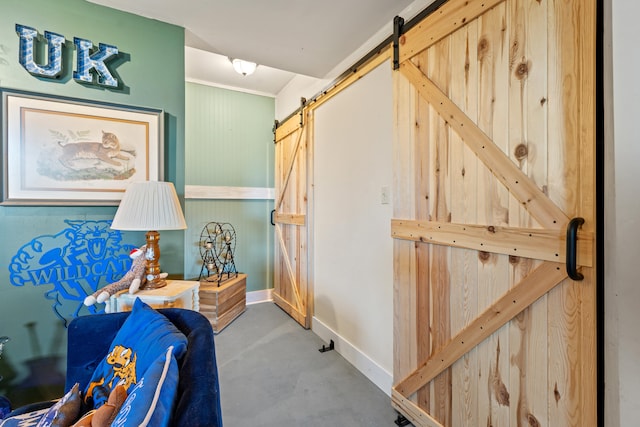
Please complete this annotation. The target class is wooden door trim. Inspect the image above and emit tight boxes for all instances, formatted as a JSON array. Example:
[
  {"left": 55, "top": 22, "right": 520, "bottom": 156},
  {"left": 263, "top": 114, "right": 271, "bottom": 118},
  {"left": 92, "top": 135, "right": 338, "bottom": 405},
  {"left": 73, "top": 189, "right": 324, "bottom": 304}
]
[
  {"left": 391, "top": 390, "right": 444, "bottom": 427},
  {"left": 394, "top": 261, "right": 566, "bottom": 397},
  {"left": 273, "top": 292, "right": 306, "bottom": 326},
  {"left": 398, "top": 60, "right": 568, "bottom": 230},
  {"left": 274, "top": 223, "right": 304, "bottom": 312},
  {"left": 399, "top": 0, "right": 504, "bottom": 63},
  {"left": 391, "top": 219, "right": 594, "bottom": 267},
  {"left": 275, "top": 116, "right": 301, "bottom": 141},
  {"left": 275, "top": 127, "right": 305, "bottom": 211},
  {"left": 275, "top": 213, "right": 306, "bottom": 226}
]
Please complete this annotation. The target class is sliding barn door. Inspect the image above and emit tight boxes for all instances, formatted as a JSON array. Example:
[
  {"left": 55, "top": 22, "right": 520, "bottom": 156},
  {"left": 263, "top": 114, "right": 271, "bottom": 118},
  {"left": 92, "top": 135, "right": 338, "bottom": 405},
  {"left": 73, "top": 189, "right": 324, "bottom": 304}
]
[
  {"left": 273, "top": 113, "right": 310, "bottom": 328},
  {"left": 392, "top": 0, "right": 596, "bottom": 426}
]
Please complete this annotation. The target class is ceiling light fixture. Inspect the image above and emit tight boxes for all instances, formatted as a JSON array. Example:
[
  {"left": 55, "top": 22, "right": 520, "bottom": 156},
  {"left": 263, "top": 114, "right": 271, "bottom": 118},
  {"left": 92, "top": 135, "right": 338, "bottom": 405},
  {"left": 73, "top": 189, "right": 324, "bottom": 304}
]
[{"left": 230, "top": 58, "right": 257, "bottom": 76}]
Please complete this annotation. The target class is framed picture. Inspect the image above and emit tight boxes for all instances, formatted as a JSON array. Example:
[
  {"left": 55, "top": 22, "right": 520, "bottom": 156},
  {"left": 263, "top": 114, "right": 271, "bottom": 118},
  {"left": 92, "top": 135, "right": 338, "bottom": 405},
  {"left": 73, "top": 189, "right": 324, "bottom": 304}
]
[{"left": 1, "top": 88, "right": 163, "bottom": 205}]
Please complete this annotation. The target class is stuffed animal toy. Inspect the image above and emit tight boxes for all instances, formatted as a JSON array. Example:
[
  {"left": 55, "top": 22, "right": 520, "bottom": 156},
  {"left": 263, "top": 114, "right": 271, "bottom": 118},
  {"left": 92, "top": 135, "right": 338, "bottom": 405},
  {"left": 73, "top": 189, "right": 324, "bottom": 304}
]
[{"left": 84, "top": 246, "right": 149, "bottom": 307}]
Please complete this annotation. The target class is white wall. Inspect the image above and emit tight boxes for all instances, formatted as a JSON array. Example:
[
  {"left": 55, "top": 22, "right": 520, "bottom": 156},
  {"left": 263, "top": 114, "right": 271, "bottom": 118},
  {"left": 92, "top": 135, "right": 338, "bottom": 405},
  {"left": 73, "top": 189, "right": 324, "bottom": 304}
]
[
  {"left": 275, "top": 0, "right": 437, "bottom": 121},
  {"left": 606, "top": 0, "right": 640, "bottom": 425},
  {"left": 274, "top": 0, "right": 438, "bottom": 395},
  {"left": 312, "top": 63, "right": 394, "bottom": 393},
  {"left": 275, "top": 74, "right": 328, "bottom": 121}
]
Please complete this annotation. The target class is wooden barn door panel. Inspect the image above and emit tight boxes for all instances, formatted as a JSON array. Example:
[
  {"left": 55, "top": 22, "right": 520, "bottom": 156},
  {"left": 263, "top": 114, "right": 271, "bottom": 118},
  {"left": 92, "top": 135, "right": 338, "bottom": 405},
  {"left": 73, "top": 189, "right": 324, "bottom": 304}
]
[
  {"left": 392, "top": 0, "right": 596, "bottom": 426},
  {"left": 273, "top": 113, "right": 310, "bottom": 328}
]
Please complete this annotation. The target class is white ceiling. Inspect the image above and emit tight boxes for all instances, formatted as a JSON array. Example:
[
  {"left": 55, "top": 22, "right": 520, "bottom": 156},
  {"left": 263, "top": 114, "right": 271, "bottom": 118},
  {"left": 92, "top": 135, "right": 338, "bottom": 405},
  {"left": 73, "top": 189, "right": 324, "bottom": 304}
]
[
  {"left": 86, "top": 0, "right": 424, "bottom": 96},
  {"left": 184, "top": 46, "right": 297, "bottom": 96}
]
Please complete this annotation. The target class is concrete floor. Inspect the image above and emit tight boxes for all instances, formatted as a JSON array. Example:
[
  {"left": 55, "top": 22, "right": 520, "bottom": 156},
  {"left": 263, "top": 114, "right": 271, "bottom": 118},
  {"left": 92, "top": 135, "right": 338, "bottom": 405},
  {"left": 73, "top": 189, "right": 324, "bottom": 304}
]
[{"left": 214, "top": 302, "right": 402, "bottom": 426}]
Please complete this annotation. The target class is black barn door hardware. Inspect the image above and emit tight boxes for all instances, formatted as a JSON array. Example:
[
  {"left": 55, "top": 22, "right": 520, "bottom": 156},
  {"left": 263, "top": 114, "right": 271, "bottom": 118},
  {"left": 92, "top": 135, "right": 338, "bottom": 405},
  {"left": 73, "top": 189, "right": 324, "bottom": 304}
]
[
  {"left": 395, "top": 414, "right": 411, "bottom": 426},
  {"left": 318, "top": 339, "right": 334, "bottom": 353},
  {"left": 566, "top": 217, "right": 585, "bottom": 281},
  {"left": 393, "top": 16, "right": 405, "bottom": 70}
]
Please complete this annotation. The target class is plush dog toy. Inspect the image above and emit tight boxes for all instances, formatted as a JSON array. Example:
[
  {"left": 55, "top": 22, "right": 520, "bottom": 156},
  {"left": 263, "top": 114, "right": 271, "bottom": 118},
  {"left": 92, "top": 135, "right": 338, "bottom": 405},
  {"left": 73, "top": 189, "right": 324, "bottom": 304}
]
[{"left": 84, "top": 246, "right": 149, "bottom": 307}]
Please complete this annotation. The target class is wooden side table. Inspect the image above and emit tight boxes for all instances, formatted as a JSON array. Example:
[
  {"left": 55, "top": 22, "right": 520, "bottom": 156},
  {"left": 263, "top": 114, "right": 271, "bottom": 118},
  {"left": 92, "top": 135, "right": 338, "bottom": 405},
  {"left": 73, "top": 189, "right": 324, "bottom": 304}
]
[{"left": 108, "top": 280, "right": 200, "bottom": 313}]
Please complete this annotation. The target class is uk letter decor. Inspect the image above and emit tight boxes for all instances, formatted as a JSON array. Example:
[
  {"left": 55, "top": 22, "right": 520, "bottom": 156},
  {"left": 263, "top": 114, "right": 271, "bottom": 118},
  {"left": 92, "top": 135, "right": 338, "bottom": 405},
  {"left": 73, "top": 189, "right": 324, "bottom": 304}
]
[
  {"left": 15, "top": 24, "right": 119, "bottom": 87},
  {"left": 15, "top": 25, "right": 65, "bottom": 78},
  {"left": 0, "top": 89, "right": 163, "bottom": 205},
  {"left": 73, "top": 37, "right": 119, "bottom": 87}
]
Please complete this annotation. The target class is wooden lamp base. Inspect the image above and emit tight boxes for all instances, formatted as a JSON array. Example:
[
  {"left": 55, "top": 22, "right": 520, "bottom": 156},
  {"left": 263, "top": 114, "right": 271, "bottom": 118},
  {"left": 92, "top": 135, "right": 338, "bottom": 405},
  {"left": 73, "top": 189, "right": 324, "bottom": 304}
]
[{"left": 142, "top": 230, "right": 167, "bottom": 289}]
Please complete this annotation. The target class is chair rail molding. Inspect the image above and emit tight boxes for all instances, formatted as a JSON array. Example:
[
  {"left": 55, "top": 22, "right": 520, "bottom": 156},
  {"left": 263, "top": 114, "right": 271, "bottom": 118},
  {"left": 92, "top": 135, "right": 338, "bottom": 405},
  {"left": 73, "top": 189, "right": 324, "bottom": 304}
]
[{"left": 185, "top": 185, "right": 275, "bottom": 200}]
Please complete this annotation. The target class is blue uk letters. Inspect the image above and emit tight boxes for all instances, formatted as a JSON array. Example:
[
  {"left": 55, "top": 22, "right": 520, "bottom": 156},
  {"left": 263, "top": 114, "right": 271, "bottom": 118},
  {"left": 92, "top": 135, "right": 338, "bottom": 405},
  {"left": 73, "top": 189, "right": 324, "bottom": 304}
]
[{"left": 16, "top": 24, "right": 119, "bottom": 87}]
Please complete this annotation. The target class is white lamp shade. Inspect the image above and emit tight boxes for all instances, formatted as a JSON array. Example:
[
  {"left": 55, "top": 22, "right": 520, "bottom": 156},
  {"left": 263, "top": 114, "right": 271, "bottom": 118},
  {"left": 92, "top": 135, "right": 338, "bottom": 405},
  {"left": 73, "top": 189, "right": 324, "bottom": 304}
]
[{"left": 111, "top": 181, "right": 187, "bottom": 231}]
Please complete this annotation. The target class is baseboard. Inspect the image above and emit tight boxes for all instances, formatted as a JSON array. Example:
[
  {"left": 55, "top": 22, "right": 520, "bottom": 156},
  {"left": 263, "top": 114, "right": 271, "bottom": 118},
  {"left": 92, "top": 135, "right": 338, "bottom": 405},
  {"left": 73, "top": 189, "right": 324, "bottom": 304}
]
[
  {"left": 246, "top": 288, "right": 273, "bottom": 305},
  {"left": 312, "top": 316, "right": 393, "bottom": 397}
]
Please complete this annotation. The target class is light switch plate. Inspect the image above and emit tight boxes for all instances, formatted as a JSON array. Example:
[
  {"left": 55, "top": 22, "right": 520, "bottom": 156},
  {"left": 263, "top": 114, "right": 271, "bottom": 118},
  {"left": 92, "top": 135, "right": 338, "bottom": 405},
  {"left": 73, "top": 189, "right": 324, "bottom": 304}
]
[{"left": 381, "top": 186, "right": 390, "bottom": 204}]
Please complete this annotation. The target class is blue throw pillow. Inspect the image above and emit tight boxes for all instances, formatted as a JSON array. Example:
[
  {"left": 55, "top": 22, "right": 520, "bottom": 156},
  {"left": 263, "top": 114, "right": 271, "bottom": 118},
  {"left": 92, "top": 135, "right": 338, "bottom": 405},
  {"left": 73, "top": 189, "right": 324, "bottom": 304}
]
[
  {"left": 110, "top": 346, "right": 179, "bottom": 427},
  {"left": 83, "top": 298, "right": 187, "bottom": 409}
]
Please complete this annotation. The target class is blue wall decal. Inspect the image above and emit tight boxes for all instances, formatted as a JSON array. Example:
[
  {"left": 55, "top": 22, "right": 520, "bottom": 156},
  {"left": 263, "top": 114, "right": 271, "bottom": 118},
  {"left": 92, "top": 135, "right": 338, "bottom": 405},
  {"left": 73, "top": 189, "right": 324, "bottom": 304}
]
[{"left": 8, "top": 220, "right": 135, "bottom": 324}]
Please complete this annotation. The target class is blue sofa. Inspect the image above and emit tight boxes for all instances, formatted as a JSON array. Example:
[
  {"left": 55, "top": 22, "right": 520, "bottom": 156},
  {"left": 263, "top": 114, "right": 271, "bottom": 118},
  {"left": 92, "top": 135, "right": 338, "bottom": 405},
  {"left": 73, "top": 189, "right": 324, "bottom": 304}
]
[{"left": 5, "top": 308, "right": 223, "bottom": 426}]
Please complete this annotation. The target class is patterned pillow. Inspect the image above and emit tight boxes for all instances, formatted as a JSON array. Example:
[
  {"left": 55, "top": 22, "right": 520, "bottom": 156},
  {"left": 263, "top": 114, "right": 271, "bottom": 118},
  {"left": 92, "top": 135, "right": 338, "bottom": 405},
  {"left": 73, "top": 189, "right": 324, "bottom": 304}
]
[
  {"left": 0, "top": 408, "right": 50, "bottom": 427},
  {"left": 36, "top": 383, "right": 81, "bottom": 427},
  {"left": 83, "top": 298, "right": 187, "bottom": 409},
  {"left": 110, "top": 346, "right": 179, "bottom": 427},
  {"left": 0, "top": 384, "right": 81, "bottom": 427}
]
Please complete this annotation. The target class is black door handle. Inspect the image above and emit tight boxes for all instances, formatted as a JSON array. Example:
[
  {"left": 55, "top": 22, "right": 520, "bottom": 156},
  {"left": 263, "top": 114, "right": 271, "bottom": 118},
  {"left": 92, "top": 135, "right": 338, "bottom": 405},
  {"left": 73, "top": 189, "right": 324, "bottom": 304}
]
[
  {"left": 566, "top": 217, "right": 585, "bottom": 281},
  {"left": 270, "top": 209, "right": 275, "bottom": 226}
]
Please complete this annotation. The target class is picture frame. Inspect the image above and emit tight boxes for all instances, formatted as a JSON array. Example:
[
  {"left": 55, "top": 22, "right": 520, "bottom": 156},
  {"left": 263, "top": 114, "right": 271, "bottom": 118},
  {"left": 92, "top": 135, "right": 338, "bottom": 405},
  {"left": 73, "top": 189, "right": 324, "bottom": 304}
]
[{"left": 1, "top": 88, "right": 164, "bottom": 206}]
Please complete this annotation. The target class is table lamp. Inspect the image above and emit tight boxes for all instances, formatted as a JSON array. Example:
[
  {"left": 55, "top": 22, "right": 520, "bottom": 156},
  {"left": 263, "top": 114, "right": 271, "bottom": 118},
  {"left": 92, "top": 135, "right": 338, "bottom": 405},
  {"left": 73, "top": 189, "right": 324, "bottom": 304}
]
[{"left": 110, "top": 181, "right": 187, "bottom": 289}]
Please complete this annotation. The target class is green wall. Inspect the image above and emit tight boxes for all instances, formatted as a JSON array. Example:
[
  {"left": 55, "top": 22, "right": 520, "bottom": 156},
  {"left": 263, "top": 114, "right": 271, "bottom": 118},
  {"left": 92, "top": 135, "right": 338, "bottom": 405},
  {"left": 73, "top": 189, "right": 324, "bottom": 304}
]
[
  {"left": 0, "top": 0, "right": 185, "bottom": 405},
  {"left": 184, "top": 83, "right": 274, "bottom": 292}
]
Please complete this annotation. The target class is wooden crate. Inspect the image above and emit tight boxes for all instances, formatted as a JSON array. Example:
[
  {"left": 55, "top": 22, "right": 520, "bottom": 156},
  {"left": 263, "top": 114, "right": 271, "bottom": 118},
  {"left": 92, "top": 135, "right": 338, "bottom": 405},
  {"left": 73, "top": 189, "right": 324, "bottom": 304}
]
[{"left": 198, "top": 274, "right": 246, "bottom": 333}]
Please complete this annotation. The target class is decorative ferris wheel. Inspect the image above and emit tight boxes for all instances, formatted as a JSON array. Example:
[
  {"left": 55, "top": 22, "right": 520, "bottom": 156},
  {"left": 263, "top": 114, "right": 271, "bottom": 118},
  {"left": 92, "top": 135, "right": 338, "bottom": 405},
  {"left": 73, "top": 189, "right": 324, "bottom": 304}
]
[{"left": 198, "top": 221, "right": 238, "bottom": 286}]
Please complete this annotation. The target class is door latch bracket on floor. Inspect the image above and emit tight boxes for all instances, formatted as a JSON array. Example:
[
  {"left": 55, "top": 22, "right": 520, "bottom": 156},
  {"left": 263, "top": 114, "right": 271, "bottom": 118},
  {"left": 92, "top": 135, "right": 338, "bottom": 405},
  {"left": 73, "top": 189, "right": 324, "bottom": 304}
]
[
  {"left": 394, "top": 414, "right": 411, "bottom": 426},
  {"left": 319, "top": 339, "right": 334, "bottom": 353}
]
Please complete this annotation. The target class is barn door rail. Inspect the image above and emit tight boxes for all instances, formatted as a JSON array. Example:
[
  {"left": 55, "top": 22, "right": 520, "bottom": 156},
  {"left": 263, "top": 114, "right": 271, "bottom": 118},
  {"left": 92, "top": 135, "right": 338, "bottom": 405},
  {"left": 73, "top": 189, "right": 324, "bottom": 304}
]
[{"left": 566, "top": 217, "right": 585, "bottom": 281}]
